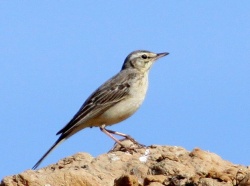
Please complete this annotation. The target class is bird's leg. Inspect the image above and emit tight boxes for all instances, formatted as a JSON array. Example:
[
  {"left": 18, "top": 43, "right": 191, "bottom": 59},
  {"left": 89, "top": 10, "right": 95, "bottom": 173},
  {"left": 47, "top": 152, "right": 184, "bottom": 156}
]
[
  {"left": 100, "top": 126, "right": 145, "bottom": 148},
  {"left": 99, "top": 126, "right": 125, "bottom": 147},
  {"left": 100, "top": 125, "right": 137, "bottom": 152}
]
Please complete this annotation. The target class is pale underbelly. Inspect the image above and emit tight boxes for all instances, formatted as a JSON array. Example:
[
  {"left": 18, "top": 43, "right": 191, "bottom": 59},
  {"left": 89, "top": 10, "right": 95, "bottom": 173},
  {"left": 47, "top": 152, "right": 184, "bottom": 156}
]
[{"left": 91, "top": 96, "right": 144, "bottom": 127}]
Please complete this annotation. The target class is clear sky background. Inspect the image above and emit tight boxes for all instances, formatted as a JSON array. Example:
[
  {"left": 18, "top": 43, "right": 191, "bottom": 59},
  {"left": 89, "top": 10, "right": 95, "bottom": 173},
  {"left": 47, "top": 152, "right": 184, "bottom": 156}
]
[{"left": 1, "top": 1, "right": 250, "bottom": 179}]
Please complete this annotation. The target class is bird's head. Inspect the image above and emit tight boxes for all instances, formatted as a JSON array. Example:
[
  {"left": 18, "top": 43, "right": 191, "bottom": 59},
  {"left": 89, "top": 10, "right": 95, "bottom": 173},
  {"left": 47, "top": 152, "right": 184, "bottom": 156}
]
[{"left": 121, "top": 50, "right": 169, "bottom": 73}]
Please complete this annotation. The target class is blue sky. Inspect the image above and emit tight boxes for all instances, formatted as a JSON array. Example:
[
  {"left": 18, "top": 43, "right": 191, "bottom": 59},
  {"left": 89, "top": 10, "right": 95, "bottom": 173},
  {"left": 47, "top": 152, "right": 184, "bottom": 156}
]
[{"left": 1, "top": 1, "right": 250, "bottom": 178}]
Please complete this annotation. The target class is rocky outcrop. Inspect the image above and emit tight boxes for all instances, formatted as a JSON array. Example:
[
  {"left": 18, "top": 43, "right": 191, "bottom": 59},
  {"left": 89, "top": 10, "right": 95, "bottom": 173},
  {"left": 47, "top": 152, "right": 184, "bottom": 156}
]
[{"left": 1, "top": 141, "right": 250, "bottom": 186}]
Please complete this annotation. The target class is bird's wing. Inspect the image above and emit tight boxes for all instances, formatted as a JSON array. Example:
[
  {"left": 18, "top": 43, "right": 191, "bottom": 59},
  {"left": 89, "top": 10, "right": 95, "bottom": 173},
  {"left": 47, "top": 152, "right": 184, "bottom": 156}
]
[
  {"left": 32, "top": 72, "right": 134, "bottom": 169},
  {"left": 56, "top": 72, "right": 132, "bottom": 136}
]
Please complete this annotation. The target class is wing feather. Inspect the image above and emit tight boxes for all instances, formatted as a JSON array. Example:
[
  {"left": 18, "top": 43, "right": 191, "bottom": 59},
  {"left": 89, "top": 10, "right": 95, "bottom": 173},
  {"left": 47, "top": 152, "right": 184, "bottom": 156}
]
[{"left": 56, "top": 71, "right": 134, "bottom": 135}]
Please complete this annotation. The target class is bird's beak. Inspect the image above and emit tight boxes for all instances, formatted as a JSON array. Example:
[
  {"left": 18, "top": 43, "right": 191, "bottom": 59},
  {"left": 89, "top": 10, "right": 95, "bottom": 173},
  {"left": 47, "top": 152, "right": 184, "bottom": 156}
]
[{"left": 156, "top": 52, "right": 169, "bottom": 59}]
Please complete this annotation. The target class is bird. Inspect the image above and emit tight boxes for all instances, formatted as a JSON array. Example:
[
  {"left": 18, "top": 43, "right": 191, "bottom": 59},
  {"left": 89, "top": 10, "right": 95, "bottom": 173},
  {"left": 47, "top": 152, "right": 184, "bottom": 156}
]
[{"left": 32, "top": 50, "right": 169, "bottom": 169}]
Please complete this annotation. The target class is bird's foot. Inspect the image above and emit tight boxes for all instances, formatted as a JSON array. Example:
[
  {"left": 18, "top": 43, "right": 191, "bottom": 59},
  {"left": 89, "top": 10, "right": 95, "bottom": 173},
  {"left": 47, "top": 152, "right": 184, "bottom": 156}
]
[
  {"left": 108, "top": 138, "right": 146, "bottom": 153},
  {"left": 124, "top": 135, "right": 146, "bottom": 148}
]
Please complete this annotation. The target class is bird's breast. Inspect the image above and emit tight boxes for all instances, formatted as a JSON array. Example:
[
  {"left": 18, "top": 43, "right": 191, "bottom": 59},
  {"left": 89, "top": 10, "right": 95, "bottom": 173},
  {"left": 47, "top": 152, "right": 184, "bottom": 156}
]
[{"left": 99, "top": 74, "right": 148, "bottom": 126}]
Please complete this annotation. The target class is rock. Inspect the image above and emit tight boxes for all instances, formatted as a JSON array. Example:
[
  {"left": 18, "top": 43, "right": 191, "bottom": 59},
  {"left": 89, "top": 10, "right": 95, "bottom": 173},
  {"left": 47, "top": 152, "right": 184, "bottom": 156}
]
[{"left": 1, "top": 141, "right": 250, "bottom": 186}]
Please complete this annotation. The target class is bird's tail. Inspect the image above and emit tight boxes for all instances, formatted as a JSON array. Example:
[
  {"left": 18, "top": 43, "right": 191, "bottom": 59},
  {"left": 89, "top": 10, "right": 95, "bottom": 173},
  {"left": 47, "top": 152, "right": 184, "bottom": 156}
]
[{"left": 32, "top": 137, "right": 65, "bottom": 170}]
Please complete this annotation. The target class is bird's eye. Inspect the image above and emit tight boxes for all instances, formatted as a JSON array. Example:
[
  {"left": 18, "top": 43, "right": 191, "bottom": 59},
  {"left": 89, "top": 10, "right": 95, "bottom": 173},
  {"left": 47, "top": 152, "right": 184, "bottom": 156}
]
[{"left": 141, "top": 54, "right": 147, "bottom": 59}]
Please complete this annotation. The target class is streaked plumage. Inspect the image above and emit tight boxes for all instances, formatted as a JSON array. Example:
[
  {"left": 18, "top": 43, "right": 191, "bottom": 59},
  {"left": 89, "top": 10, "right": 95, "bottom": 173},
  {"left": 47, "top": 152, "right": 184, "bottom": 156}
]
[{"left": 32, "top": 50, "right": 168, "bottom": 169}]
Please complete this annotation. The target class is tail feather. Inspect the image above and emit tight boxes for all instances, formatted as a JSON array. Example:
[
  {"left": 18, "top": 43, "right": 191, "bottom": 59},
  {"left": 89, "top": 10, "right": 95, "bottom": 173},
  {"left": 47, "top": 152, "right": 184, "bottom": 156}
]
[{"left": 32, "top": 137, "right": 65, "bottom": 170}]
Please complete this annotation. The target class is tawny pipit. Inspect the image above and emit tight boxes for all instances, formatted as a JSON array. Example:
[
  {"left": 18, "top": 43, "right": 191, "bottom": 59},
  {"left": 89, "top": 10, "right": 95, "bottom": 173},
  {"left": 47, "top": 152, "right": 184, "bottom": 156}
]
[{"left": 33, "top": 50, "right": 169, "bottom": 169}]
